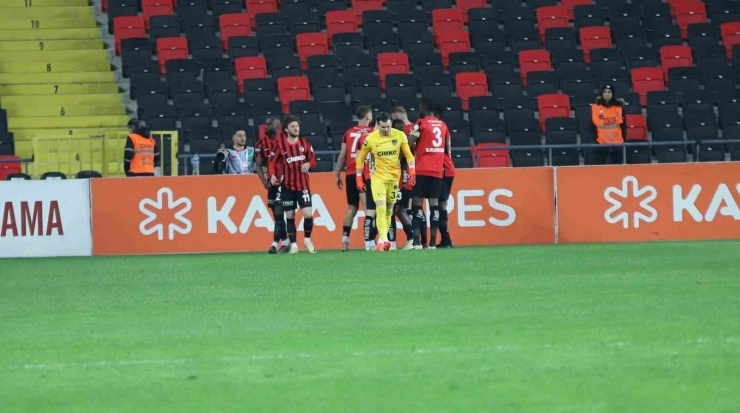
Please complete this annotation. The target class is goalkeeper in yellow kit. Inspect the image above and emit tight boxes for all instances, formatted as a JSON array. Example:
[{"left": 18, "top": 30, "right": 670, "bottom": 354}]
[{"left": 356, "top": 113, "right": 416, "bottom": 252}]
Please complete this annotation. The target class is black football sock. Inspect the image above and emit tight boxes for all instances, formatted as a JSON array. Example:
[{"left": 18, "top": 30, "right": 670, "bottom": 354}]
[
  {"left": 272, "top": 210, "right": 282, "bottom": 243},
  {"left": 420, "top": 212, "right": 428, "bottom": 246},
  {"left": 388, "top": 216, "right": 396, "bottom": 242},
  {"left": 411, "top": 205, "right": 423, "bottom": 244},
  {"left": 397, "top": 208, "right": 413, "bottom": 242},
  {"left": 364, "top": 216, "right": 373, "bottom": 242},
  {"left": 304, "top": 218, "right": 314, "bottom": 239},
  {"left": 286, "top": 217, "right": 297, "bottom": 244},
  {"left": 370, "top": 219, "right": 378, "bottom": 242},
  {"left": 430, "top": 206, "right": 440, "bottom": 247},
  {"left": 439, "top": 209, "right": 450, "bottom": 244},
  {"left": 342, "top": 225, "right": 351, "bottom": 241}
]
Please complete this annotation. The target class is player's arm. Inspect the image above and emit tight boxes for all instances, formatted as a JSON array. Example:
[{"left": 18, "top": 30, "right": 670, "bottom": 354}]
[
  {"left": 355, "top": 141, "right": 371, "bottom": 192},
  {"left": 445, "top": 132, "right": 452, "bottom": 156},
  {"left": 268, "top": 145, "right": 281, "bottom": 186},
  {"left": 301, "top": 143, "right": 317, "bottom": 172},
  {"left": 334, "top": 141, "right": 347, "bottom": 189},
  {"left": 401, "top": 138, "right": 416, "bottom": 186},
  {"left": 254, "top": 144, "right": 271, "bottom": 188},
  {"left": 408, "top": 121, "right": 422, "bottom": 148}
]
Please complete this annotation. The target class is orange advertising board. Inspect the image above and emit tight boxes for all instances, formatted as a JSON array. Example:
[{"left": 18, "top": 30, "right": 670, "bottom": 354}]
[
  {"left": 90, "top": 168, "right": 556, "bottom": 255},
  {"left": 557, "top": 162, "right": 740, "bottom": 243}
]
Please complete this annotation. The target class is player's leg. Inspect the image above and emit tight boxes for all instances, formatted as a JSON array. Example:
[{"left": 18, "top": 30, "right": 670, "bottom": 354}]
[
  {"left": 363, "top": 178, "right": 378, "bottom": 251},
  {"left": 427, "top": 178, "right": 443, "bottom": 249},
  {"left": 371, "top": 179, "right": 390, "bottom": 251},
  {"left": 299, "top": 190, "right": 317, "bottom": 254},
  {"left": 342, "top": 175, "right": 360, "bottom": 251},
  {"left": 438, "top": 176, "right": 454, "bottom": 247},
  {"left": 282, "top": 190, "right": 299, "bottom": 254},
  {"left": 267, "top": 188, "right": 280, "bottom": 253},
  {"left": 411, "top": 176, "right": 427, "bottom": 247},
  {"left": 385, "top": 183, "right": 398, "bottom": 250},
  {"left": 272, "top": 187, "right": 291, "bottom": 253},
  {"left": 394, "top": 201, "right": 414, "bottom": 249}
]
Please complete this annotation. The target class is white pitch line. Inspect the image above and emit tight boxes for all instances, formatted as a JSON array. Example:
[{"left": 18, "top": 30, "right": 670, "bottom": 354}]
[{"left": 13, "top": 338, "right": 738, "bottom": 371}]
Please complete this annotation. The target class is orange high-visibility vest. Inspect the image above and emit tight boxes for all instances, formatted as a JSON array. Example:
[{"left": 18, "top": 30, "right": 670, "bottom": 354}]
[
  {"left": 591, "top": 104, "right": 624, "bottom": 144},
  {"left": 129, "top": 133, "right": 156, "bottom": 174}
]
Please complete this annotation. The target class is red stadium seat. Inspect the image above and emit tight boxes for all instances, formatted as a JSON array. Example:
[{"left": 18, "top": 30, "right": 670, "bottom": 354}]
[
  {"left": 220, "top": 14, "right": 252, "bottom": 51},
  {"left": 326, "top": 11, "right": 359, "bottom": 43},
  {"left": 438, "top": 30, "right": 471, "bottom": 68},
  {"left": 674, "top": 1, "right": 706, "bottom": 39},
  {"left": 278, "top": 76, "right": 311, "bottom": 113},
  {"left": 455, "top": 72, "right": 488, "bottom": 111},
  {"left": 721, "top": 22, "right": 740, "bottom": 58},
  {"left": 235, "top": 56, "right": 268, "bottom": 94},
  {"left": 668, "top": 0, "right": 699, "bottom": 15},
  {"left": 377, "top": 52, "right": 409, "bottom": 89},
  {"left": 626, "top": 114, "right": 648, "bottom": 141},
  {"left": 0, "top": 155, "right": 21, "bottom": 181},
  {"left": 536, "top": 6, "right": 569, "bottom": 41},
  {"left": 246, "top": 0, "right": 278, "bottom": 28},
  {"left": 537, "top": 93, "right": 571, "bottom": 130},
  {"left": 579, "top": 26, "right": 611, "bottom": 64},
  {"left": 562, "top": 0, "right": 592, "bottom": 20},
  {"left": 142, "top": 0, "right": 174, "bottom": 30},
  {"left": 352, "top": 0, "right": 382, "bottom": 18},
  {"left": 102, "top": 0, "right": 108, "bottom": 12},
  {"left": 660, "top": 45, "right": 693, "bottom": 79},
  {"left": 113, "top": 16, "right": 145, "bottom": 55},
  {"left": 519, "top": 49, "right": 552, "bottom": 86},
  {"left": 631, "top": 67, "right": 664, "bottom": 106},
  {"left": 297, "top": 33, "right": 329, "bottom": 71},
  {"left": 433, "top": 9, "right": 465, "bottom": 45},
  {"left": 473, "top": 144, "right": 510, "bottom": 168},
  {"left": 456, "top": 0, "right": 486, "bottom": 23},
  {"left": 156, "top": 37, "right": 188, "bottom": 74}
]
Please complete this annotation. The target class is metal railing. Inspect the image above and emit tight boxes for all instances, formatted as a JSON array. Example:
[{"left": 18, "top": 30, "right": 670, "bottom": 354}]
[{"left": 4, "top": 139, "right": 739, "bottom": 177}]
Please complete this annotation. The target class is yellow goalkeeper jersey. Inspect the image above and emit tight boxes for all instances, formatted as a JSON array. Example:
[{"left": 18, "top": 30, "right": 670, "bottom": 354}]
[{"left": 356, "top": 128, "right": 415, "bottom": 183}]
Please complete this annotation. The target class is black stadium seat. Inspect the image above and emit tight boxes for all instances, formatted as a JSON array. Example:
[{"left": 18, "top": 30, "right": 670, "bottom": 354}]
[{"left": 96, "top": 0, "right": 740, "bottom": 172}]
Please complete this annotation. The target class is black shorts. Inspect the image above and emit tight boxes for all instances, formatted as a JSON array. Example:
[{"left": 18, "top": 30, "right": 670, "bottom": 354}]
[
  {"left": 281, "top": 187, "right": 312, "bottom": 209},
  {"left": 346, "top": 175, "right": 360, "bottom": 206},
  {"left": 363, "top": 178, "right": 376, "bottom": 210},
  {"left": 412, "top": 175, "right": 443, "bottom": 199},
  {"left": 267, "top": 186, "right": 280, "bottom": 206},
  {"left": 439, "top": 176, "right": 455, "bottom": 202},
  {"left": 400, "top": 188, "right": 412, "bottom": 208}
]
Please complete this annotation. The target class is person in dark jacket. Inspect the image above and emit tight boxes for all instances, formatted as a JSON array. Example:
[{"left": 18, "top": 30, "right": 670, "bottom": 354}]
[{"left": 124, "top": 119, "right": 160, "bottom": 177}]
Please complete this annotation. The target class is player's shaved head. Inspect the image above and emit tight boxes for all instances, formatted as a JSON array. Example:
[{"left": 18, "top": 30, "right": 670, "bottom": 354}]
[
  {"left": 420, "top": 98, "right": 436, "bottom": 116},
  {"left": 392, "top": 119, "right": 405, "bottom": 131},
  {"left": 264, "top": 117, "right": 280, "bottom": 138},
  {"left": 433, "top": 104, "right": 445, "bottom": 118},
  {"left": 391, "top": 106, "right": 407, "bottom": 121}
]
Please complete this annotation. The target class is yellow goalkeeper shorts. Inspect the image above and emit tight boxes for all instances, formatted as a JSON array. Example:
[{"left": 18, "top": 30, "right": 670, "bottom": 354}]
[{"left": 370, "top": 179, "right": 399, "bottom": 205}]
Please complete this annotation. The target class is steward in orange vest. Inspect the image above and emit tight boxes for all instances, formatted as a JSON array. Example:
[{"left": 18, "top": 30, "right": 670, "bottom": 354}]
[
  {"left": 124, "top": 119, "right": 160, "bottom": 177},
  {"left": 589, "top": 84, "right": 628, "bottom": 165}
]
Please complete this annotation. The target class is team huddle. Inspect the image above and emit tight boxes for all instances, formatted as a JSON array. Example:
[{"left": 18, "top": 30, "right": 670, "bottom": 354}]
[{"left": 254, "top": 98, "right": 455, "bottom": 254}]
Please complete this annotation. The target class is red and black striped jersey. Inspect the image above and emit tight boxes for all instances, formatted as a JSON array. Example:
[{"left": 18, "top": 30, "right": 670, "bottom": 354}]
[{"left": 268, "top": 136, "right": 317, "bottom": 191}]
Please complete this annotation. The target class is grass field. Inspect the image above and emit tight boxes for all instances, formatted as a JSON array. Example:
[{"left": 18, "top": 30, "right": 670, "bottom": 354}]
[{"left": 1, "top": 241, "right": 739, "bottom": 412}]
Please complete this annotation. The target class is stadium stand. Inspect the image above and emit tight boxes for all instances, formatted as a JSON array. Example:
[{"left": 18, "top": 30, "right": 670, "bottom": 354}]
[
  {"left": 5, "top": 0, "right": 737, "bottom": 176},
  {"left": 0, "top": 0, "right": 127, "bottom": 178}
]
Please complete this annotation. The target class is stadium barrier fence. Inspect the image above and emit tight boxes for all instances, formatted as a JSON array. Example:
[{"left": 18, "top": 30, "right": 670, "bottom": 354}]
[{"left": 3, "top": 160, "right": 740, "bottom": 258}]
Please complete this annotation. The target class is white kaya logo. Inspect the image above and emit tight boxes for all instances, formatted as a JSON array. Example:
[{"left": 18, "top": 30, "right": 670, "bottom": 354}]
[
  {"left": 604, "top": 176, "right": 658, "bottom": 229},
  {"left": 139, "top": 188, "right": 193, "bottom": 240}
]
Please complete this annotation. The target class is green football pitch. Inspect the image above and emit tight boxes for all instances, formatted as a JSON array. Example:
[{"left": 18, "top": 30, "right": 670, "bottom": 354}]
[{"left": 2, "top": 241, "right": 739, "bottom": 412}]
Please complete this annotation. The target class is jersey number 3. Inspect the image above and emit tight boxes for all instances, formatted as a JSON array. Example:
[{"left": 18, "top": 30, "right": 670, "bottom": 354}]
[{"left": 432, "top": 127, "right": 443, "bottom": 147}]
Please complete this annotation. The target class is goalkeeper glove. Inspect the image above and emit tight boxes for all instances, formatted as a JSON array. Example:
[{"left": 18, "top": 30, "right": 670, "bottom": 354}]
[
  {"left": 356, "top": 175, "right": 366, "bottom": 193},
  {"left": 405, "top": 166, "right": 416, "bottom": 189}
]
